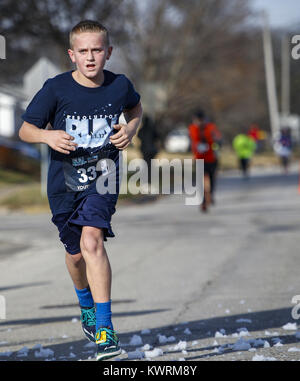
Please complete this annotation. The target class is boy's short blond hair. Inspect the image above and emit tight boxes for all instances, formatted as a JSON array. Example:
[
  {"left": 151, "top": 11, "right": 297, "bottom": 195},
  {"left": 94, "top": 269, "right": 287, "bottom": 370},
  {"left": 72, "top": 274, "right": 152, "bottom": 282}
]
[{"left": 69, "top": 20, "right": 110, "bottom": 49}]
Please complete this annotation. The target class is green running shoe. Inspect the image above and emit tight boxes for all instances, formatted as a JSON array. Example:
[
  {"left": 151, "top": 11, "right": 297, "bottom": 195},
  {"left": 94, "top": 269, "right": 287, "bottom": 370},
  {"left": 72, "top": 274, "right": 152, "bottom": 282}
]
[
  {"left": 80, "top": 306, "right": 96, "bottom": 342},
  {"left": 95, "top": 327, "right": 121, "bottom": 361}
]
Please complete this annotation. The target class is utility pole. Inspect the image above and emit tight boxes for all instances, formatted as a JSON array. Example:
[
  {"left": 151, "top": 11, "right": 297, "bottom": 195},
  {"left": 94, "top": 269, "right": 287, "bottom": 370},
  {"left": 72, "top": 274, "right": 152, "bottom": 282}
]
[{"left": 262, "top": 11, "right": 280, "bottom": 141}]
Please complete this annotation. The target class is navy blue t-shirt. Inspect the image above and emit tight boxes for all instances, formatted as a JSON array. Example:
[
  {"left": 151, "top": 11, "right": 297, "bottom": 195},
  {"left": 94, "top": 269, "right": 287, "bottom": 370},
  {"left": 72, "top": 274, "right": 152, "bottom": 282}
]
[{"left": 22, "top": 70, "right": 140, "bottom": 215}]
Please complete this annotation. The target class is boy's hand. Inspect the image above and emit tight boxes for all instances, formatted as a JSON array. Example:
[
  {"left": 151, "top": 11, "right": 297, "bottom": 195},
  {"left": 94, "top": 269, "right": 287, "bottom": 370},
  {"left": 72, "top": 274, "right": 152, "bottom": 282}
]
[
  {"left": 109, "top": 124, "right": 136, "bottom": 150},
  {"left": 44, "top": 130, "right": 78, "bottom": 154}
]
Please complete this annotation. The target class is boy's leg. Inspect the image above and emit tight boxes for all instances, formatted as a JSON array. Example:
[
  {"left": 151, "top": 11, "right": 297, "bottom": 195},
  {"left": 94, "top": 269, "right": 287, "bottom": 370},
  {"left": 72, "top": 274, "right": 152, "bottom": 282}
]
[
  {"left": 80, "top": 226, "right": 121, "bottom": 360},
  {"left": 65, "top": 251, "right": 96, "bottom": 342},
  {"left": 80, "top": 226, "right": 114, "bottom": 329},
  {"left": 65, "top": 251, "right": 88, "bottom": 290},
  {"left": 80, "top": 226, "right": 111, "bottom": 303}
]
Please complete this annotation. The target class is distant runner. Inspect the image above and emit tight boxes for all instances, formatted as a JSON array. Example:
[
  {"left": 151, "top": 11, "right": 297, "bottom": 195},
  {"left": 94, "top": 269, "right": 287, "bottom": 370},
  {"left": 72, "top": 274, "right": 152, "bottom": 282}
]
[
  {"left": 233, "top": 133, "right": 256, "bottom": 178},
  {"left": 274, "top": 127, "right": 292, "bottom": 174},
  {"left": 188, "top": 110, "right": 222, "bottom": 212}
]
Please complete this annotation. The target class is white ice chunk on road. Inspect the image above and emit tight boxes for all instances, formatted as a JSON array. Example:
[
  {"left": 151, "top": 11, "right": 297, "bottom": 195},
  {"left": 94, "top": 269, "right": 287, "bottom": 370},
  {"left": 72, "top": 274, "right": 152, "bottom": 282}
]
[
  {"left": 213, "top": 340, "right": 218, "bottom": 346},
  {"left": 274, "top": 342, "right": 283, "bottom": 347},
  {"left": 141, "top": 329, "right": 151, "bottom": 335},
  {"left": 129, "top": 335, "right": 143, "bottom": 346},
  {"left": 236, "top": 318, "right": 252, "bottom": 323},
  {"left": 192, "top": 340, "right": 198, "bottom": 346},
  {"left": 252, "top": 354, "right": 277, "bottom": 361},
  {"left": 232, "top": 338, "right": 251, "bottom": 351},
  {"left": 263, "top": 341, "right": 270, "bottom": 348},
  {"left": 172, "top": 341, "right": 187, "bottom": 351},
  {"left": 71, "top": 318, "right": 78, "bottom": 323},
  {"left": 141, "top": 344, "right": 152, "bottom": 351},
  {"left": 184, "top": 328, "right": 192, "bottom": 335},
  {"left": 34, "top": 346, "right": 54, "bottom": 358},
  {"left": 127, "top": 349, "right": 145, "bottom": 360},
  {"left": 145, "top": 348, "right": 163, "bottom": 358},
  {"left": 237, "top": 328, "right": 250, "bottom": 337},
  {"left": 157, "top": 334, "right": 176, "bottom": 344},
  {"left": 16, "top": 346, "right": 29, "bottom": 357},
  {"left": 282, "top": 322, "right": 297, "bottom": 330},
  {"left": 215, "top": 329, "right": 227, "bottom": 338},
  {"left": 288, "top": 347, "right": 300, "bottom": 352}
]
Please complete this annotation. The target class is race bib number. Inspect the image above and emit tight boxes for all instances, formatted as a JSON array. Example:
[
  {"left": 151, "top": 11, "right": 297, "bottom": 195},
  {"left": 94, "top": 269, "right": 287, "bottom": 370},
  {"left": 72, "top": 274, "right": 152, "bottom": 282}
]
[
  {"left": 62, "top": 152, "right": 109, "bottom": 192},
  {"left": 197, "top": 143, "right": 209, "bottom": 153}
]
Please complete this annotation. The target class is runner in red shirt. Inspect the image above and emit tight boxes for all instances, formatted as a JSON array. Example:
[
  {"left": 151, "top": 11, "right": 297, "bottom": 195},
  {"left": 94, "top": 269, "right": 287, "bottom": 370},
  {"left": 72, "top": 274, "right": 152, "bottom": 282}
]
[{"left": 188, "top": 110, "right": 222, "bottom": 212}]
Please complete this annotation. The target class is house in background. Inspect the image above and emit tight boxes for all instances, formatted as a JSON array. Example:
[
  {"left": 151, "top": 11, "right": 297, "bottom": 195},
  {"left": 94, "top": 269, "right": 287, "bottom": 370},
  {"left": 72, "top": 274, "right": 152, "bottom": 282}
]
[
  {"left": 0, "top": 57, "right": 60, "bottom": 139},
  {"left": 0, "top": 85, "right": 24, "bottom": 138},
  {"left": 0, "top": 58, "right": 61, "bottom": 170}
]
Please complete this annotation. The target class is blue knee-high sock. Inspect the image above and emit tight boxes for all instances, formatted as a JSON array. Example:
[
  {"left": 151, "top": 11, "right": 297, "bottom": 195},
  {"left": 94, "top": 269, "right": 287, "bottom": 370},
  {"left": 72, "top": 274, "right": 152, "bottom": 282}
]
[
  {"left": 95, "top": 300, "right": 113, "bottom": 331},
  {"left": 74, "top": 285, "right": 94, "bottom": 308}
]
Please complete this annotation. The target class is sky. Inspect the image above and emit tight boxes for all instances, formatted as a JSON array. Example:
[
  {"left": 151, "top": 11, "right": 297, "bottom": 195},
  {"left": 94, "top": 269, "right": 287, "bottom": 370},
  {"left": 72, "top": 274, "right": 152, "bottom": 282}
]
[{"left": 252, "top": 0, "right": 300, "bottom": 27}]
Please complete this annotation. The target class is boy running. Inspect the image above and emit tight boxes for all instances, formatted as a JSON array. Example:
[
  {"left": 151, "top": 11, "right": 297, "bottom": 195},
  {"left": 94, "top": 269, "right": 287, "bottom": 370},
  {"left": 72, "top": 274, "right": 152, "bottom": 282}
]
[{"left": 19, "top": 20, "right": 143, "bottom": 361}]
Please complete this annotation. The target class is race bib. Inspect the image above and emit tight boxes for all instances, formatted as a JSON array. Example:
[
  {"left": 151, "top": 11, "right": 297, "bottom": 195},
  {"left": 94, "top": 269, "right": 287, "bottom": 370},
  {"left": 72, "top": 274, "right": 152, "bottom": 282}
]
[
  {"left": 197, "top": 143, "right": 209, "bottom": 153},
  {"left": 62, "top": 146, "right": 119, "bottom": 192}
]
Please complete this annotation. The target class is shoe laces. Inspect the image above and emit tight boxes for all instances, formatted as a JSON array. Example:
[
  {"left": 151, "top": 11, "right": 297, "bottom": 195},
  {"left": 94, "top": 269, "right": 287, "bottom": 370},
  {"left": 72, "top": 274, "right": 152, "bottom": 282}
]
[
  {"left": 81, "top": 307, "right": 96, "bottom": 327},
  {"left": 95, "top": 327, "right": 118, "bottom": 346}
]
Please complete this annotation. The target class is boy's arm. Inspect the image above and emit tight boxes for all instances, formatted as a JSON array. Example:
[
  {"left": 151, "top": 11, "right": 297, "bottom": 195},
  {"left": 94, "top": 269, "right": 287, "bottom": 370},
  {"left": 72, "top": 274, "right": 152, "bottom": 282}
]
[
  {"left": 19, "top": 121, "right": 77, "bottom": 155},
  {"left": 109, "top": 102, "right": 143, "bottom": 150}
]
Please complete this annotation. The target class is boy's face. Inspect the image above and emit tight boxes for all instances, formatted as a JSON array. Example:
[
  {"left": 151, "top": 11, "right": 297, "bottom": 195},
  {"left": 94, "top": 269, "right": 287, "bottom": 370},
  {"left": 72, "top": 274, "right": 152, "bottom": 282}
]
[{"left": 68, "top": 32, "right": 112, "bottom": 79}]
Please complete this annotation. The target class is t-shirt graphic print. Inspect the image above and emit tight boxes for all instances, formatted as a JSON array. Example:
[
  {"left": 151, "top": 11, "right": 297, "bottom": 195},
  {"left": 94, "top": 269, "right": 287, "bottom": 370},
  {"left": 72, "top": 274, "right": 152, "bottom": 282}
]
[{"left": 65, "top": 109, "right": 118, "bottom": 149}]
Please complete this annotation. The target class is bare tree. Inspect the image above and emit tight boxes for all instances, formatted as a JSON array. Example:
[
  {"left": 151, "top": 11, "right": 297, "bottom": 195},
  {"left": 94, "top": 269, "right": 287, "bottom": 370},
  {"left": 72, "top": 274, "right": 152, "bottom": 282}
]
[
  {"left": 121, "top": 0, "right": 268, "bottom": 139},
  {"left": 0, "top": 0, "right": 129, "bottom": 82}
]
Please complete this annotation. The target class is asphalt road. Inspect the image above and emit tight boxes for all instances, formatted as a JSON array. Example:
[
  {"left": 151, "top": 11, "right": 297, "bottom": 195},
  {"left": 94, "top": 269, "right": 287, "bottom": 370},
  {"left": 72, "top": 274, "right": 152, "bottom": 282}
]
[{"left": 1, "top": 163, "right": 300, "bottom": 361}]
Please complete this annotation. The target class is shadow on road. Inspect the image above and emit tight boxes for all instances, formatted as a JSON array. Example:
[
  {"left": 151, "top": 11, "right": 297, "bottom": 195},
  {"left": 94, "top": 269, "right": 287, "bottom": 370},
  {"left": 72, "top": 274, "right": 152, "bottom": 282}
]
[
  {"left": 40, "top": 299, "right": 136, "bottom": 310},
  {"left": 0, "top": 281, "right": 51, "bottom": 292},
  {"left": 0, "top": 309, "right": 170, "bottom": 327},
  {"left": 0, "top": 305, "right": 299, "bottom": 361}
]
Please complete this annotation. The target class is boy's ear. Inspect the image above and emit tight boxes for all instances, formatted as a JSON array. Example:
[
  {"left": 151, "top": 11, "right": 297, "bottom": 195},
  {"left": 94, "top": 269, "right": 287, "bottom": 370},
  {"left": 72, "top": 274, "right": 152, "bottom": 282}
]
[
  {"left": 106, "top": 46, "right": 113, "bottom": 60},
  {"left": 68, "top": 49, "right": 76, "bottom": 63}
]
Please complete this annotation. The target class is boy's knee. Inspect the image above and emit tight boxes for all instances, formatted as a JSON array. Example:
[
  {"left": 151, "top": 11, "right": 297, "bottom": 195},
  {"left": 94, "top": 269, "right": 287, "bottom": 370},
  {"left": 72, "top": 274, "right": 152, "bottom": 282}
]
[
  {"left": 65, "top": 251, "right": 84, "bottom": 267},
  {"left": 80, "top": 227, "right": 105, "bottom": 256}
]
